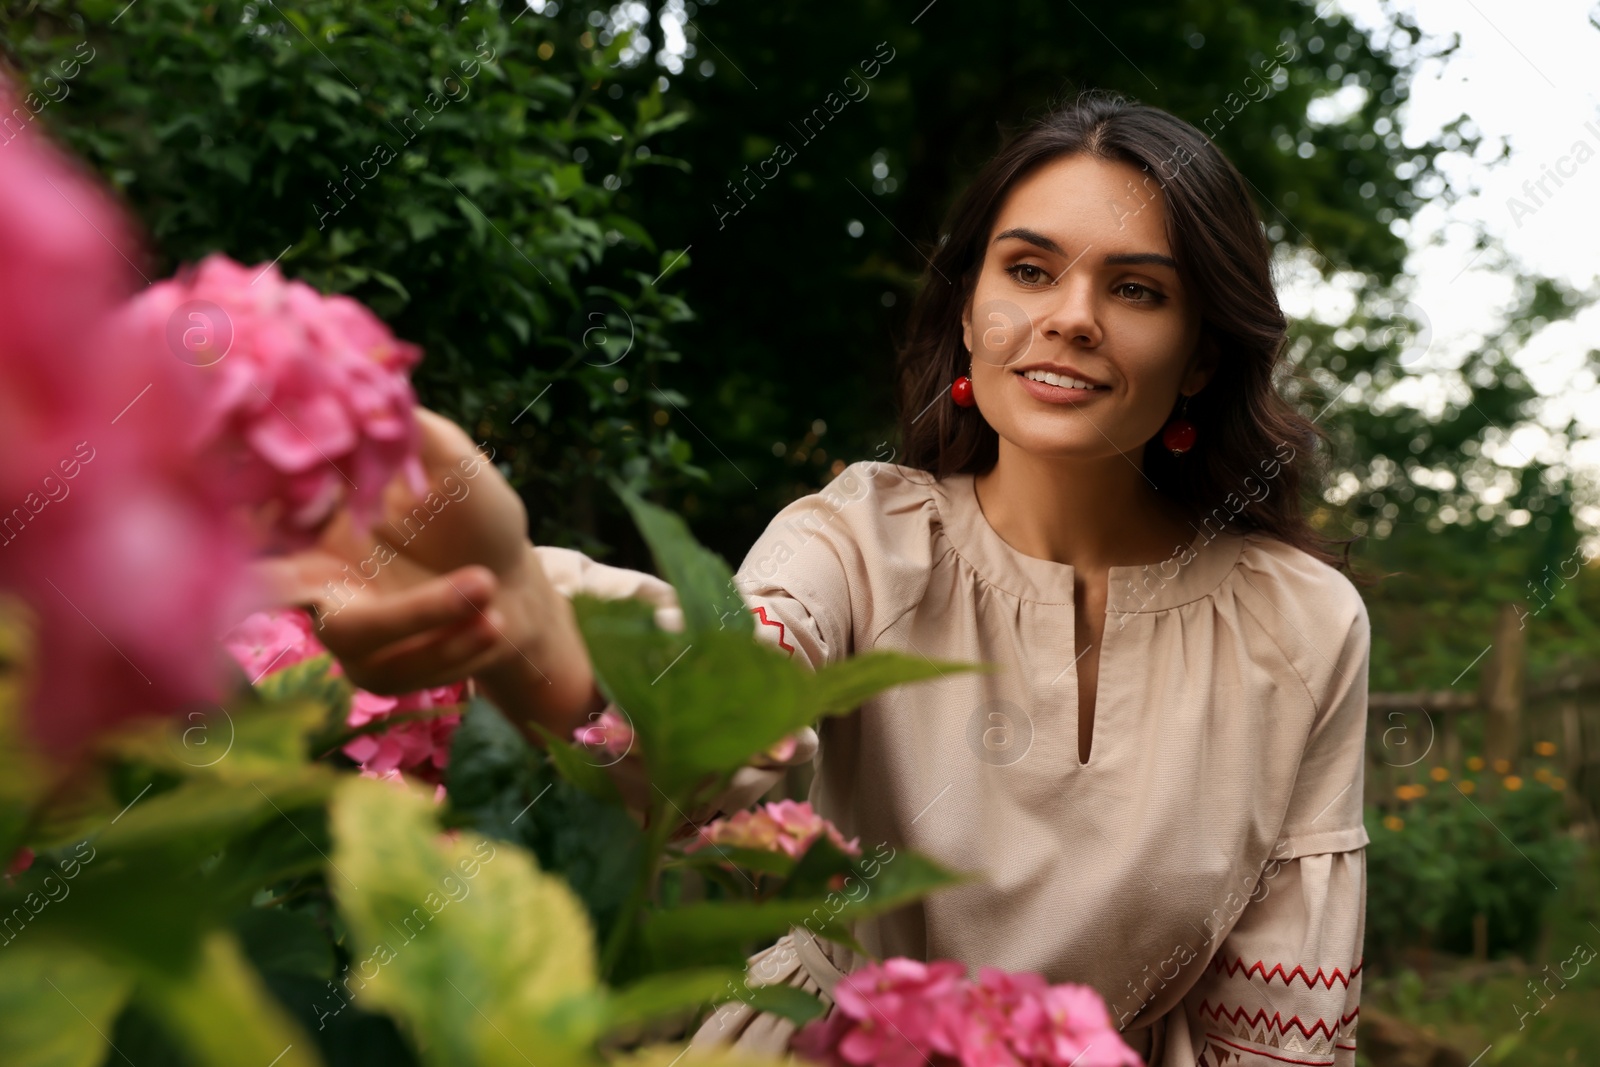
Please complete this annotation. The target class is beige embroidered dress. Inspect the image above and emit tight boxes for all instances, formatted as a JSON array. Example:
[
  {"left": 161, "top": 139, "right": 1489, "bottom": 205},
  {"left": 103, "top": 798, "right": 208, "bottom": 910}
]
[{"left": 535, "top": 460, "right": 1369, "bottom": 1067}]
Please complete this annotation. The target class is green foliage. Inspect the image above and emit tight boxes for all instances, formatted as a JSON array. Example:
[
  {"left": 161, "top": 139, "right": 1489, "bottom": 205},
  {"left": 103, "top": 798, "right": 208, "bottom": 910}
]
[
  {"left": 1363, "top": 770, "right": 1581, "bottom": 967},
  {"left": 1, "top": 0, "right": 698, "bottom": 552},
  {"left": 328, "top": 776, "right": 603, "bottom": 1067},
  {"left": 0, "top": 491, "right": 970, "bottom": 1066}
]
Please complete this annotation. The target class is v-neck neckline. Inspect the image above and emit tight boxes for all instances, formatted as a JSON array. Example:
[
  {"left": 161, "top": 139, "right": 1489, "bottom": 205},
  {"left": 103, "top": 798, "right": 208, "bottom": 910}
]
[{"left": 930, "top": 470, "right": 1248, "bottom": 613}]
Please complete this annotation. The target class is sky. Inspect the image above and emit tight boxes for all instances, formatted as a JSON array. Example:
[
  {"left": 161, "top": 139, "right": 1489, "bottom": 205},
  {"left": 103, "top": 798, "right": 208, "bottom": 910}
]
[{"left": 1289, "top": 0, "right": 1600, "bottom": 530}]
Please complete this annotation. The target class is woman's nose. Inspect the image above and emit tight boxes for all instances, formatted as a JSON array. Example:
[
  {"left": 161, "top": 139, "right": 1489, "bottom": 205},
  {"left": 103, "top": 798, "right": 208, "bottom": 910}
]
[{"left": 1034, "top": 276, "right": 1103, "bottom": 347}]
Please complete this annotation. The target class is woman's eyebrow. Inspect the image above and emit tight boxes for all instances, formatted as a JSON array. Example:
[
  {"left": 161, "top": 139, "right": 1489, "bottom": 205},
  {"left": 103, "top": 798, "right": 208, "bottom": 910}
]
[
  {"left": 1103, "top": 252, "right": 1178, "bottom": 270},
  {"left": 992, "top": 229, "right": 1177, "bottom": 271},
  {"left": 993, "top": 227, "right": 1066, "bottom": 255}
]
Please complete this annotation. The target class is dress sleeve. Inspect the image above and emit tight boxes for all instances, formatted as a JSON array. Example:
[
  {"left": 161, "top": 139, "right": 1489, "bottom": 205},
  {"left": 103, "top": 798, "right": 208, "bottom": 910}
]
[
  {"left": 1164, "top": 573, "right": 1372, "bottom": 1066},
  {"left": 1170, "top": 849, "right": 1365, "bottom": 1066}
]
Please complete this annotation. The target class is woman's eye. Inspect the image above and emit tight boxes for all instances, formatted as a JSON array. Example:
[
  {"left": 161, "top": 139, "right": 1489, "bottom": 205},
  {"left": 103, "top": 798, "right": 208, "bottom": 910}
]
[
  {"left": 1003, "top": 263, "right": 1051, "bottom": 287},
  {"left": 1116, "top": 282, "right": 1163, "bottom": 303}
]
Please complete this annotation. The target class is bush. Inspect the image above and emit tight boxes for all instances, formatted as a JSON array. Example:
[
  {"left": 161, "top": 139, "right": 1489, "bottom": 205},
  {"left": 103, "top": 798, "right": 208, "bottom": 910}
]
[
  {"left": 1, "top": 0, "right": 698, "bottom": 552},
  {"left": 1364, "top": 766, "right": 1580, "bottom": 965}
]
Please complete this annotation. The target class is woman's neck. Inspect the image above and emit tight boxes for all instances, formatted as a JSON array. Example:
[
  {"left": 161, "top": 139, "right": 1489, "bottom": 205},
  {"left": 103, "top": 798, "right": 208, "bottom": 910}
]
[{"left": 971, "top": 439, "right": 1198, "bottom": 572}]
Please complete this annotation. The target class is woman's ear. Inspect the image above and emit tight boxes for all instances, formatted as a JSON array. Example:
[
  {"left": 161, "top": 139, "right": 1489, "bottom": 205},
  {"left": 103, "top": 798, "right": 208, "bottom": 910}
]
[
  {"left": 959, "top": 296, "right": 974, "bottom": 354},
  {"left": 1185, "top": 333, "right": 1220, "bottom": 394}
]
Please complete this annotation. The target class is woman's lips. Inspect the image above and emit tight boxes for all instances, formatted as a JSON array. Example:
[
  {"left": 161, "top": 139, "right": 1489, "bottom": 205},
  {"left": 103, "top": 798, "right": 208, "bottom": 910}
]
[{"left": 1014, "top": 371, "right": 1109, "bottom": 404}]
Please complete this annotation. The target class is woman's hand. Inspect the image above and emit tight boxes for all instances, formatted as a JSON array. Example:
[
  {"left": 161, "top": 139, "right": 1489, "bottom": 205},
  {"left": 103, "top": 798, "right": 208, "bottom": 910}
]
[{"left": 249, "top": 407, "right": 600, "bottom": 734}]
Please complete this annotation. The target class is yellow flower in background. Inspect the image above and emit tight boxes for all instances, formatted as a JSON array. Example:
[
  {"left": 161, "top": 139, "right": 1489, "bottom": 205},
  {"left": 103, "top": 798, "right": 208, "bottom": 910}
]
[
  {"left": 1459, "top": 779, "right": 1477, "bottom": 795},
  {"left": 1393, "top": 784, "right": 1428, "bottom": 801},
  {"left": 1466, "top": 756, "right": 1485, "bottom": 771},
  {"left": 1534, "top": 740, "right": 1557, "bottom": 757},
  {"left": 1383, "top": 815, "right": 1405, "bottom": 832},
  {"left": 1493, "top": 758, "right": 1512, "bottom": 774},
  {"left": 1534, "top": 767, "right": 1553, "bottom": 783},
  {"left": 1429, "top": 766, "right": 1450, "bottom": 782},
  {"left": 1504, "top": 775, "right": 1523, "bottom": 791},
  {"left": 1553, "top": 777, "right": 1567, "bottom": 791}
]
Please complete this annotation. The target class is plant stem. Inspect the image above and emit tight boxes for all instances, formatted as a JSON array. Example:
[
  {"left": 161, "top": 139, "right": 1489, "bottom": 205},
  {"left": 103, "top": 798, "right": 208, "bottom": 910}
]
[{"left": 599, "top": 793, "right": 675, "bottom": 980}]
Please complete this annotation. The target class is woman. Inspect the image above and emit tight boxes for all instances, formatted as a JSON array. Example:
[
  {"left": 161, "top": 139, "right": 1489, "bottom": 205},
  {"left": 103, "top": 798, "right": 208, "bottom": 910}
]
[{"left": 272, "top": 93, "right": 1371, "bottom": 1066}]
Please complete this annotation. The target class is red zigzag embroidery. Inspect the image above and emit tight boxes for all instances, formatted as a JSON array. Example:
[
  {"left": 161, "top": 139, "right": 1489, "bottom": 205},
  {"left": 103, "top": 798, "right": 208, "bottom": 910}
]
[
  {"left": 751, "top": 606, "right": 796, "bottom": 654},
  {"left": 1196, "top": 1001, "right": 1360, "bottom": 1042},
  {"left": 1210, "top": 956, "right": 1364, "bottom": 989}
]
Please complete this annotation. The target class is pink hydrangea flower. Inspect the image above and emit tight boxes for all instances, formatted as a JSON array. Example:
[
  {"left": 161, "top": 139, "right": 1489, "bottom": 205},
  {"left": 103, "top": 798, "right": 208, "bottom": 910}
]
[
  {"left": 109, "top": 252, "right": 427, "bottom": 554},
  {"left": 688, "top": 799, "right": 861, "bottom": 860},
  {"left": 0, "top": 81, "right": 255, "bottom": 757},
  {"left": 221, "top": 607, "right": 465, "bottom": 784},
  {"left": 573, "top": 706, "right": 633, "bottom": 756},
  {"left": 791, "top": 958, "right": 1143, "bottom": 1067},
  {"left": 222, "top": 606, "right": 323, "bottom": 682}
]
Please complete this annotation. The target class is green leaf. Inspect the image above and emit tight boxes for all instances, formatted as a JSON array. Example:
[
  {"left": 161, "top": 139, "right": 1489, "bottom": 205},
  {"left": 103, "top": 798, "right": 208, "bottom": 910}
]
[
  {"left": 641, "top": 112, "right": 692, "bottom": 139},
  {"left": 257, "top": 653, "right": 352, "bottom": 742},
  {"left": 455, "top": 195, "right": 489, "bottom": 245},
  {"left": 740, "top": 984, "right": 827, "bottom": 1025},
  {"left": 610, "top": 479, "right": 747, "bottom": 637},
  {"left": 447, "top": 700, "right": 643, "bottom": 947},
  {"left": 0, "top": 775, "right": 335, "bottom": 974},
  {"left": 528, "top": 719, "right": 624, "bottom": 804},
  {"left": 666, "top": 844, "right": 799, "bottom": 879},
  {"left": 402, "top": 206, "right": 453, "bottom": 242},
  {"left": 212, "top": 63, "right": 266, "bottom": 106},
  {"left": 107, "top": 700, "right": 329, "bottom": 783},
  {"left": 0, "top": 938, "right": 131, "bottom": 1067},
  {"left": 635, "top": 83, "right": 663, "bottom": 126},
  {"left": 370, "top": 270, "right": 411, "bottom": 303},
  {"left": 231, "top": 907, "right": 335, "bottom": 980},
  {"left": 601, "top": 212, "right": 656, "bottom": 252},
  {"left": 654, "top": 248, "right": 691, "bottom": 285},
  {"left": 0, "top": 620, "right": 48, "bottom": 860},
  {"left": 309, "top": 74, "right": 360, "bottom": 106},
  {"left": 811, "top": 649, "right": 995, "bottom": 715},
  {"left": 636, "top": 846, "right": 967, "bottom": 974},
  {"left": 549, "top": 163, "right": 586, "bottom": 201},
  {"left": 141, "top": 930, "right": 321, "bottom": 1067},
  {"left": 574, "top": 597, "right": 972, "bottom": 798},
  {"left": 601, "top": 968, "right": 740, "bottom": 1031},
  {"left": 328, "top": 776, "right": 602, "bottom": 1067}
]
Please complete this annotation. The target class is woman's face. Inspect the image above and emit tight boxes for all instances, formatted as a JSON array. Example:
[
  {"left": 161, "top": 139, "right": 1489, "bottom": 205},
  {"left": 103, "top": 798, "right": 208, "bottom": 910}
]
[{"left": 960, "top": 153, "right": 1212, "bottom": 464}]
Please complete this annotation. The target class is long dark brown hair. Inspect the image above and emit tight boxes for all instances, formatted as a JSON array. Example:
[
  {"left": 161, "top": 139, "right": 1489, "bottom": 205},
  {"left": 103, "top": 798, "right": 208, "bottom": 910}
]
[{"left": 896, "top": 90, "right": 1361, "bottom": 576}]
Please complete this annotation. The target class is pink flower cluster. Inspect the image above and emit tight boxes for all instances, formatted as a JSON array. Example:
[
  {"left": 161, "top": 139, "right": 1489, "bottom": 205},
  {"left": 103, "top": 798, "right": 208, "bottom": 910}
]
[
  {"left": 222, "top": 608, "right": 464, "bottom": 784},
  {"left": 792, "top": 959, "right": 1144, "bottom": 1067},
  {"left": 687, "top": 799, "right": 860, "bottom": 860},
  {"left": 111, "top": 253, "right": 427, "bottom": 553},
  {"left": 0, "top": 83, "right": 255, "bottom": 757},
  {"left": 573, "top": 706, "right": 634, "bottom": 757}
]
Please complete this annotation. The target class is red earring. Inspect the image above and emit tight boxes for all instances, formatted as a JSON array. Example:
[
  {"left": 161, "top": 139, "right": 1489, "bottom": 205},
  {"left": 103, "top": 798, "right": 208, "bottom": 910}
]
[
  {"left": 951, "top": 374, "right": 976, "bottom": 408},
  {"left": 1162, "top": 394, "right": 1197, "bottom": 455}
]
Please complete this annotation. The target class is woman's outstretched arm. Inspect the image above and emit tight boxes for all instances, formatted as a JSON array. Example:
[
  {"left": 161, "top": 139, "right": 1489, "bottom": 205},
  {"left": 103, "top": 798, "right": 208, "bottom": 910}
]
[{"left": 250, "top": 406, "right": 602, "bottom": 739}]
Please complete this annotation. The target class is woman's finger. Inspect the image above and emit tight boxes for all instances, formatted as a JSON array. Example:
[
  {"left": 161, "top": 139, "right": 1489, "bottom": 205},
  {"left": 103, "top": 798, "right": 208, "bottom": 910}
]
[
  {"left": 351, "top": 610, "right": 509, "bottom": 693},
  {"left": 315, "top": 565, "right": 498, "bottom": 660}
]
